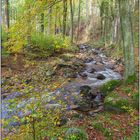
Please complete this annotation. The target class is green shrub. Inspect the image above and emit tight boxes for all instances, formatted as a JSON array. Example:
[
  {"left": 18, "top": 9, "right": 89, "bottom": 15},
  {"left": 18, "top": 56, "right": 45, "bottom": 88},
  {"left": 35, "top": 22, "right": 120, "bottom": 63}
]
[
  {"left": 31, "top": 33, "right": 70, "bottom": 53},
  {"left": 100, "top": 80, "right": 121, "bottom": 96},
  {"left": 64, "top": 128, "right": 88, "bottom": 140}
]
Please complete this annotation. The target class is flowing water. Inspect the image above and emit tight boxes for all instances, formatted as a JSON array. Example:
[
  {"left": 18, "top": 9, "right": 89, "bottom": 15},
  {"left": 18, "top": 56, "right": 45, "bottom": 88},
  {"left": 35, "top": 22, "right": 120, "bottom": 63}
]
[{"left": 2, "top": 45, "right": 122, "bottom": 127}]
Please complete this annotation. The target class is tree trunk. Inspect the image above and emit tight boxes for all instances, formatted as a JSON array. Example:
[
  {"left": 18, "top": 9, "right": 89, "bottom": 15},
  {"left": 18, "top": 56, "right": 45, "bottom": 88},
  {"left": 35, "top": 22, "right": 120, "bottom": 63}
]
[
  {"left": 76, "top": 0, "right": 81, "bottom": 42},
  {"left": 70, "top": 0, "right": 74, "bottom": 43},
  {"left": 40, "top": 13, "right": 44, "bottom": 33},
  {"left": 86, "top": 0, "right": 89, "bottom": 19},
  {"left": 63, "top": 0, "right": 67, "bottom": 39},
  {"left": 5, "top": 0, "right": 9, "bottom": 29},
  {"left": 118, "top": 0, "right": 135, "bottom": 79},
  {"left": 48, "top": 8, "right": 52, "bottom": 35}
]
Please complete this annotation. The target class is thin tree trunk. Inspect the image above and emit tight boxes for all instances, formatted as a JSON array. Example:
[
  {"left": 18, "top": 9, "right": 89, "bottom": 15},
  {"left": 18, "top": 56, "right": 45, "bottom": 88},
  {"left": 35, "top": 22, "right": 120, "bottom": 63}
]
[
  {"left": 76, "top": 0, "right": 81, "bottom": 42},
  {"left": 48, "top": 8, "right": 52, "bottom": 35},
  {"left": 54, "top": 8, "right": 57, "bottom": 34},
  {"left": 63, "top": 0, "right": 67, "bottom": 39},
  {"left": 70, "top": 0, "right": 74, "bottom": 43},
  {"left": 5, "top": 0, "right": 9, "bottom": 29},
  {"left": 40, "top": 13, "right": 44, "bottom": 33}
]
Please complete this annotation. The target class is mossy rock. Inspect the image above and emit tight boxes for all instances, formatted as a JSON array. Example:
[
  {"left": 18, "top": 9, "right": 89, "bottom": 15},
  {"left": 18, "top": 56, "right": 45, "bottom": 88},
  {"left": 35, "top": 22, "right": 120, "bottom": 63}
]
[
  {"left": 64, "top": 128, "right": 88, "bottom": 140},
  {"left": 100, "top": 80, "right": 121, "bottom": 96},
  {"left": 131, "top": 91, "right": 139, "bottom": 110},
  {"left": 104, "top": 92, "right": 131, "bottom": 113}
]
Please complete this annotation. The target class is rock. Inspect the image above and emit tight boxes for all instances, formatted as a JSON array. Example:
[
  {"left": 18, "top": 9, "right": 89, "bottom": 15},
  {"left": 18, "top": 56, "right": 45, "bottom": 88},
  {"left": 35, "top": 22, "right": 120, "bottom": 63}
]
[
  {"left": 79, "top": 72, "right": 88, "bottom": 78},
  {"left": 92, "top": 49, "right": 100, "bottom": 55},
  {"left": 45, "top": 104, "right": 62, "bottom": 109},
  {"left": 88, "top": 111, "right": 95, "bottom": 117},
  {"left": 79, "top": 44, "right": 89, "bottom": 50},
  {"left": 104, "top": 92, "right": 130, "bottom": 112},
  {"left": 67, "top": 73, "right": 77, "bottom": 78},
  {"left": 92, "top": 106, "right": 104, "bottom": 113},
  {"left": 87, "top": 68, "right": 96, "bottom": 73},
  {"left": 84, "top": 57, "right": 94, "bottom": 63},
  {"left": 64, "top": 128, "right": 88, "bottom": 140},
  {"left": 74, "top": 105, "right": 91, "bottom": 112},
  {"left": 96, "top": 74, "right": 106, "bottom": 80},
  {"left": 91, "top": 64, "right": 105, "bottom": 71},
  {"left": 94, "top": 92, "right": 103, "bottom": 103},
  {"left": 95, "top": 57, "right": 102, "bottom": 63},
  {"left": 106, "top": 64, "right": 115, "bottom": 69}
]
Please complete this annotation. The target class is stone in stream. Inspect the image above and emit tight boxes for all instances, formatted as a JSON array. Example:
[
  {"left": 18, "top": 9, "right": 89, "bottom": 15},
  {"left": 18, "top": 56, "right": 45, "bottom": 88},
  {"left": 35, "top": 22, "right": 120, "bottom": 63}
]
[
  {"left": 79, "top": 72, "right": 88, "bottom": 78},
  {"left": 90, "top": 64, "right": 105, "bottom": 71},
  {"left": 79, "top": 44, "right": 89, "bottom": 50},
  {"left": 84, "top": 57, "right": 94, "bottom": 63},
  {"left": 87, "top": 68, "right": 96, "bottom": 73},
  {"left": 96, "top": 73, "right": 106, "bottom": 80},
  {"left": 92, "top": 49, "right": 100, "bottom": 55}
]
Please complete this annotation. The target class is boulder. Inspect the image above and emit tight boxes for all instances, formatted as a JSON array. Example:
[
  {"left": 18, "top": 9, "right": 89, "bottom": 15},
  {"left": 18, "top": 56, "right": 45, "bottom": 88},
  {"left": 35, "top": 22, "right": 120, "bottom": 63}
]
[
  {"left": 96, "top": 73, "right": 106, "bottom": 80},
  {"left": 104, "top": 92, "right": 131, "bottom": 112}
]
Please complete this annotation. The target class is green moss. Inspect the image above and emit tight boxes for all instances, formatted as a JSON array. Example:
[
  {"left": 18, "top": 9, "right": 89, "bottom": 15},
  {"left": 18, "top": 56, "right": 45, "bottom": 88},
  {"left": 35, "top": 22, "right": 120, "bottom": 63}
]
[
  {"left": 131, "top": 91, "right": 139, "bottom": 110},
  {"left": 104, "top": 92, "right": 131, "bottom": 112},
  {"left": 100, "top": 80, "right": 121, "bottom": 96},
  {"left": 125, "top": 74, "right": 137, "bottom": 84},
  {"left": 64, "top": 128, "right": 88, "bottom": 140}
]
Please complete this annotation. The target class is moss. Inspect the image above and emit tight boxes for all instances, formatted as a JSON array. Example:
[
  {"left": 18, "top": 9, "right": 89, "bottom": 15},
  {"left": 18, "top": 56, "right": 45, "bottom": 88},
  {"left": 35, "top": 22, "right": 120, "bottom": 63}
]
[
  {"left": 131, "top": 91, "right": 139, "bottom": 110},
  {"left": 125, "top": 74, "right": 137, "bottom": 84},
  {"left": 64, "top": 128, "right": 88, "bottom": 140},
  {"left": 104, "top": 92, "right": 131, "bottom": 113},
  {"left": 100, "top": 80, "right": 121, "bottom": 96}
]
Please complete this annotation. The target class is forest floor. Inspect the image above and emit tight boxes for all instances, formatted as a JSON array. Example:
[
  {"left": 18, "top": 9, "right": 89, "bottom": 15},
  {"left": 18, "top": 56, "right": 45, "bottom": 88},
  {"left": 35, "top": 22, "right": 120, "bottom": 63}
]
[{"left": 1, "top": 43, "right": 139, "bottom": 140}]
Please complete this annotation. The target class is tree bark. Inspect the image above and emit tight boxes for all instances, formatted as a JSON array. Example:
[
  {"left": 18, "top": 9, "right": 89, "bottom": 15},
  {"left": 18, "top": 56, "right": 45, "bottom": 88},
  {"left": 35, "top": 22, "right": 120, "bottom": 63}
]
[
  {"left": 5, "top": 0, "right": 9, "bottom": 29},
  {"left": 63, "top": 0, "right": 67, "bottom": 39},
  {"left": 70, "top": 0, "right": 74, "bottom": 43},
  {"left": 76, "top": 0, "right": 81, "bottom": 42},
  {"left": 48, "top": 8, "right": 52, "bottom": 35},
  {"left": 118, "top": 0, "right": 135, "bottom": 79},
  {"left": 40, "top": 13, "right": 44, "bottom": 33}
]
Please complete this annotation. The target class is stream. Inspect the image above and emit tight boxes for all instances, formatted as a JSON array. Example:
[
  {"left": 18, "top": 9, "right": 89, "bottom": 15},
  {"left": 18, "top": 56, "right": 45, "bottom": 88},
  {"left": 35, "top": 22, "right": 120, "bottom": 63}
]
[{"left": 2, "top": 45, "right": 122, "bottom": 128}]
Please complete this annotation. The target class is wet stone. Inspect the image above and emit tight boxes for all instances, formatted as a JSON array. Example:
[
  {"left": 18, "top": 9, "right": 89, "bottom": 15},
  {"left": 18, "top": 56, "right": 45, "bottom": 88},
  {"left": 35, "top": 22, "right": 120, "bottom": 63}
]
[
  {"left": 96, "top": 73, "right": 106, "bottom": 80},
  {"left": 87, "top": 68, "right": 96, "bottom": 73}
]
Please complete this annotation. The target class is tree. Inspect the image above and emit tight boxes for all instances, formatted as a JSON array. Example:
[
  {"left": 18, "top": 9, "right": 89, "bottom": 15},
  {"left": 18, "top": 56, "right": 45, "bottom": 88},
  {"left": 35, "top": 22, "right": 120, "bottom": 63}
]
[
  {"left": 40, "top": 13, "right": 44, "bottom": 33},
  {"left": 118, "top": 0, "right": 135, "bottom": 79},
  {"left": 76, "top": 0, "right": 81, "bottom": 42},
  {"left": 63, "top": 0, "right": 67, "bottom": 39},
  {"left": 5, "top": 0, "right": 10, "bottom": 29},
  {"left": 70, "top": 0, "right": 74, "bottom": 43}
]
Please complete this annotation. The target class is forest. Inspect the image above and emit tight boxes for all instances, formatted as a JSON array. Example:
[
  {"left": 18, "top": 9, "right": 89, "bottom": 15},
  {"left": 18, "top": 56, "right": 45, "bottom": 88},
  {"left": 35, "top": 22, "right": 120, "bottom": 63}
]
[{"left": 1, "top": 0, "right": 139, "bottom": 140}]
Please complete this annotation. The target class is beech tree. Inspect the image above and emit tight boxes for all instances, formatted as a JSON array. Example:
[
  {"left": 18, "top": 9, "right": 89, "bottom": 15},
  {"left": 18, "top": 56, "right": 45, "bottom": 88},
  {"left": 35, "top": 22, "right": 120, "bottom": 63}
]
[{"left": 118, "top": 0, "right": 135, "bottom": 79}]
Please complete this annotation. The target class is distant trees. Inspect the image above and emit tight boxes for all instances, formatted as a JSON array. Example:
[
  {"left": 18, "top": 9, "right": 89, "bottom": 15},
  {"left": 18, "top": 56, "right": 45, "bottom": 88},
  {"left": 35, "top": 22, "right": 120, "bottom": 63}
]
[{"left": 2, "top": 0, "right": 137, "bottom": 80}]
